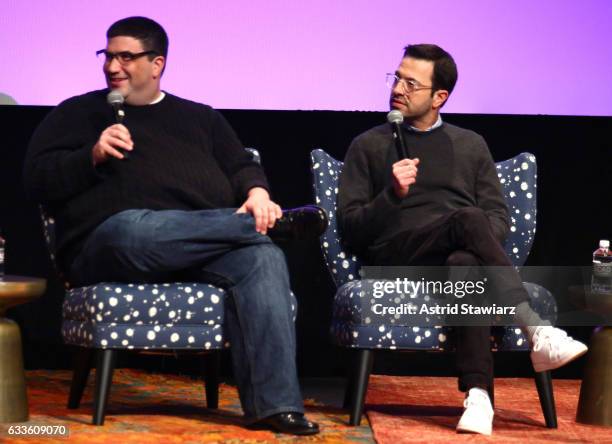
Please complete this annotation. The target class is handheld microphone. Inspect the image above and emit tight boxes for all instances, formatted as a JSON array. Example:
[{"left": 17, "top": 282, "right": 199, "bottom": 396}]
[
  {"left": 106, "top": 90, "right": 129, "bottom": 158},
  {"left": 107, "top": 90, "right": 125, "bottom": 123},
  {"left": 387, "top": 110, "right": 409, "bottom": 159}
]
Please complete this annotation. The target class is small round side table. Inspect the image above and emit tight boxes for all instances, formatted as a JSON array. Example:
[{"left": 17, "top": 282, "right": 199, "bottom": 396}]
[
  {"left": 0, "top": 276, "right": 46, "bottom": 423},
  {"left": 569, "top": 285, "right": 612, "bottom": 427}
]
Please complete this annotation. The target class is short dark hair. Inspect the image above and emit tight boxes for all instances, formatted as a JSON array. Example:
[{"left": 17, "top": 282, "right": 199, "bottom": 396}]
[
  {"left": 107, "top": 16, "right": 169, "bottom": 59},
  {"left": 403, "top": 44, "right": 457, "bottom": 97}
]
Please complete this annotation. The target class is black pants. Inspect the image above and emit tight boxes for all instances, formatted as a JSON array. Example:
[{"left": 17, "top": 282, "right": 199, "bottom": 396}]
[{"left": 371, "top": 207, "right": 529, "bottom": 392}]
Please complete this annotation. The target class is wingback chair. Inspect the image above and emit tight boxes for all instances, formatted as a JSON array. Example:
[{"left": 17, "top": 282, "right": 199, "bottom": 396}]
[
  {"left": 39, "top": 148, "right": 298, "bottom": 425},
  {"left": 310, "top": 148, "right": 558, "bottom": 428}
]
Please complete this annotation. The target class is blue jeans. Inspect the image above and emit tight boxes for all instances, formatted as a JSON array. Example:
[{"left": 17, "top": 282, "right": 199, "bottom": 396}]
[{"left": 69, "top": 208, "right": 304, "bottom": 420}]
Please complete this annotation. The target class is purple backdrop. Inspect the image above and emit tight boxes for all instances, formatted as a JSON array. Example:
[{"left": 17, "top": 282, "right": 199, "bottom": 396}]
[{"left": 1, "top": 0, "right": 611, "bottom": 115}]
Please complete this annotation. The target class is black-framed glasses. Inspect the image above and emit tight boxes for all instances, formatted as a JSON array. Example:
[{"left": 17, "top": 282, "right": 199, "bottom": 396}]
[
  {"left": 385, "top": 73, "right": 432, "bottom": 94},
  {"left": 96, "top": 49, "right": 159, "bottom": 65}
]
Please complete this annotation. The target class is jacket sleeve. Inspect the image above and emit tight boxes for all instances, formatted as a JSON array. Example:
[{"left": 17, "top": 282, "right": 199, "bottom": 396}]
[
  {"left": 209, "top": 109, "right": 269, "bottom": 201},
  {"left": 23, "top": 105, "right": 103, "bottom": 204},
  {"left": 338, "top": 136, "right": 401, "bottom": 252},
  {"left": 475, "top": 139, "right": 510, "bottom": 245}
]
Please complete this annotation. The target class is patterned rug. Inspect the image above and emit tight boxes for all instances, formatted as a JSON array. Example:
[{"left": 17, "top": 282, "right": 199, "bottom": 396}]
[
  {"left": 3, "top": 371, "right": 608, "bottom": 443},
  {"left": 2, "top": 369, "right": 373, "bottom": 443},
  {"left": 366, "top": 375, "right": 609, "bottom": 443}
]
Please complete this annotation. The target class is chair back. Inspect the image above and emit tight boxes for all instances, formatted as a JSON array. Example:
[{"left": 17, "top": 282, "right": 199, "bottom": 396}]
[
  {"left": 39, "top": 205, "right": 57, "bottom": 260},
  {"left": 38, "top": 204, "right": 71, "bottom": 288},
  {"left": 310, "top": 149, "right": 362, "bottom": 288},
  {"left": 495, "top": 152, "right": 537, "bottom": 266},
  {"left": 310, "top": 149, "right": 537, "bottom": 288}
]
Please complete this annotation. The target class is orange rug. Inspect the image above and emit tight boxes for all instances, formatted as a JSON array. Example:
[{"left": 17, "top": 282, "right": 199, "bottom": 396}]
[
  {"left": 1, "top": 369, "right": 372, "bottom": 443},
  {"left": 365, "top": 375, "right": 610, "bottom": 443},
  {"left": 3, "top": 371, "right": 608, "bottom": 443}
]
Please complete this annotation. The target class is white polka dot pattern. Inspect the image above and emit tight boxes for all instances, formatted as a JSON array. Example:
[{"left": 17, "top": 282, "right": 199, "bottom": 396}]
[
  {"left": 59, "top": 282, "right": 298, "bottom": 350},
  {"left": 311, "top": 149, "right": 553, "bottom": 352},
  {"left": 40, "top": 147, "right": 299, "bottom": 352},
  {"left": 64, "top": 283, "right": 226, "bottom": 326},
  {"left": 330, "top": 279, "right": 555, "bottom": 351},
  {"left": 495, "top": 153, "right": 537, "bottom": 265},
  {"left": 310, "top": 150, "right": 361, "bottom": 288}
]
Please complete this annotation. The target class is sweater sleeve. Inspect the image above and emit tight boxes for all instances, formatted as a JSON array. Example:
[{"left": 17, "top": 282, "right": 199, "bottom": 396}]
[
  {"left": 338, "top": 136, "right": 401, "bottom": 253},
  {"left": 23, "top": 104, "right": 104, "bottom": 204},
  {"left": 475, "top": 139, "right": 510, "bottom": 244},
  {"left": 209, "top": 110, "right": 269, "bottom": 201}
]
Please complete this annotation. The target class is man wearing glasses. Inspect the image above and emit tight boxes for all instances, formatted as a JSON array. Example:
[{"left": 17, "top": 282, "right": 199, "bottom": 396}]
[
  {"left": 24, "top": 16, "right": 319, "bottom": 435},
  {"left": 337, "top": 44, "right": 587, "bottom": 435}
]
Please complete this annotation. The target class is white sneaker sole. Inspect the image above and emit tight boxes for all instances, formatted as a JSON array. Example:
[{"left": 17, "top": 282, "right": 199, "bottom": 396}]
[
  {"left": 456, "top": 420, "right": 492, "bottom": 436},
  {"left": 532, "top": 344, "right": 588, "bottom": 372}
]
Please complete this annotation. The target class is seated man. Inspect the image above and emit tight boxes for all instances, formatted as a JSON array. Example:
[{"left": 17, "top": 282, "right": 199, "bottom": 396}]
[
  {"left": 24, "top": 16, "right": 318, "bottom": 436},
  {"left": 337, "top": 43, "right": 587, "bottom": 436}
]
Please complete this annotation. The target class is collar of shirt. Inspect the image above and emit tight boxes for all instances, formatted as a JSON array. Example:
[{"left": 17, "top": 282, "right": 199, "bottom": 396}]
[
  {"left": 406, "top": 114, "right": 443, "bottom": 132},
  {"left": 150, "top": 91, "right": 166, "bottom": 105}
]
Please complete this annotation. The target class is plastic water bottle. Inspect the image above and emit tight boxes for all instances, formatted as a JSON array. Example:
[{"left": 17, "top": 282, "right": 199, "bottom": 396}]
[
  {"left": 0, "top": 233, "right": 4, "bottom": 277},
  {"left": 592, "top": 239, "right": 612, "bottom": 293}
]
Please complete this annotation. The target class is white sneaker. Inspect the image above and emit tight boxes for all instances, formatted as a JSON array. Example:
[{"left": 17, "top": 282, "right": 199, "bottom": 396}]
[
  {"left": 456, "top": 388, "right": 494, "bottom": 436},
  {"left": 530, "top": 326, "right": 588, "bottom": 372}
]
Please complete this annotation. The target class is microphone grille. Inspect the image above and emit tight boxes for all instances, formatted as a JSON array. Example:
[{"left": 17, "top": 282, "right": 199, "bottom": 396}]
[
  {"left": 387, "top": 110, "right": 404, "bottom": 124},
  {"left": 107, "top": 90, "right": 124, "bottom": 106}
]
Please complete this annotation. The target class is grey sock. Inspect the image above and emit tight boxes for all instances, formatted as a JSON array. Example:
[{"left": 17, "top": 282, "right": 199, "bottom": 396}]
[
  {"left": 522, "top": 325, "right": 539, "bottom": 343},
  {"left": 514, "top": 302, "right": 551, "bottom": 344}
]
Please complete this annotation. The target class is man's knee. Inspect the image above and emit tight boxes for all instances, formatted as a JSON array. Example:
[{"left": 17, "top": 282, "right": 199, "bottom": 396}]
[
  {"left": 452, "top": 207, "right": 488, "bottom": 226},
  {"left": 446, "top": 250, "right": 480, "bottom": 266},
  {"left": 92, "top": 210, "right": 159, "bottom": 265},
  {"left": 247, "top": 243, "right": 288, "bottom": 273},
  {"left": 451, "top": 207, "right": 496, "bottom": 244}
]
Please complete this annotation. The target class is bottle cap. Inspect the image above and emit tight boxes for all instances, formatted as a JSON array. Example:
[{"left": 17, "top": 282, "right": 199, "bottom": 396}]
[{"left": 600, "top": 239, "right": 610, "bottom": 248}]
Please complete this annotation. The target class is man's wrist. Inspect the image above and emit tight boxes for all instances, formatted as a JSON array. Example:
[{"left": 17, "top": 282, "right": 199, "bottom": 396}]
[
  {"left": 387, "top": 186, "right": 403, "bottom": 204},
  {"left": 247, "top": 187, "right": 269, "bottom": 199}
]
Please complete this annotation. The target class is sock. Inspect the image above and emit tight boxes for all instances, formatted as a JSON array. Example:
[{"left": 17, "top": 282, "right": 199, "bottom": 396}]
[
  {"left": 514, "top": 302, "right": 551, "bottom": 344},
  {"left": 522, "top": 325, "right": 539, "bottom": 343}
]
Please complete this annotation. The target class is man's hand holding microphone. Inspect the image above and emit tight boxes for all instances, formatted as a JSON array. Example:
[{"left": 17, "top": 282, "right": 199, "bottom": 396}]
[
  {"left": 92, "top": 124, "right": 133, "bottom": 165},
  {"left": 391, "top": 157, "right": 419, "bottom": 198},
  {"left": 387, "top": 109, "right": 419, "bottom": 198},
  {"left": 93, "top": 89, "right": 132, "bottom": 165}
]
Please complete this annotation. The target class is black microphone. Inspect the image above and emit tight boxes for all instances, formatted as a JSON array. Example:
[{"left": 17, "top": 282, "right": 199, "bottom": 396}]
[
  {"left": 107, "top": 90, "right": 125, "bottom": 123},
  {"left": 106, "top": 90, "right": 129, "bottom": 158},
  {"left": 387, "top": 110, "right": 409, "bottom": 159}
]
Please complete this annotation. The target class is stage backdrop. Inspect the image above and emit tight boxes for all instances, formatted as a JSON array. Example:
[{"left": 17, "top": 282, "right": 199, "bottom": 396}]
[{"left": 1, "top": 0, "right": 611, "bottom": 115}]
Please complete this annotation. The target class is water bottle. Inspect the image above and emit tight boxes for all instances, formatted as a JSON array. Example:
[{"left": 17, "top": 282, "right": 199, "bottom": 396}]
[
  {"left": 0, "top": 233, "right": 4, "bottom": 277},
  {"left": 592, "top": 239, "right": 612, "bottom": 293}
]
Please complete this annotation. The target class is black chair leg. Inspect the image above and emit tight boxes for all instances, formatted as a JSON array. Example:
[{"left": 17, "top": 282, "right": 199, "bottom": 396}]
[
  {"left": 93, "top": 349, "right": 117, "bottom": 426},
  {"left": 342, "top": 350, "right": 356, "bottom": 409},
  {"left": 349, "top": 349, "right": 374, "bottom": 426},
  {"left": 534, "top": 370, "right": 557, "bottom": 428},
  {"left": 202, "top": 352, "right": 220, "bottom": 409},
  {"left": 488, "top": 375, "right": 495, "bottom": 408},
  {"left": 68, "top": 347, "right": 94, "bottom": 409},
  {"left": 343, "top": 369, "right": 355, "bottom": 409}
]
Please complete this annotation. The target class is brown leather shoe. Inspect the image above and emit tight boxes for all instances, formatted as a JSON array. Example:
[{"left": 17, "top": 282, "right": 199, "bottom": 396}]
[{"left": 250, "top": 412, "right": 320, "bottom": 435}]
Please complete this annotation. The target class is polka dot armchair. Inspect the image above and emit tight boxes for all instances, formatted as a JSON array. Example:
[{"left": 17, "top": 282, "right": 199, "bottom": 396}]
[
  {"left": 39, "top": 148, "right": 297, "bottom": 425},
  {"left": 310, "top": 148, "right": 558, "bottom": 428}
]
